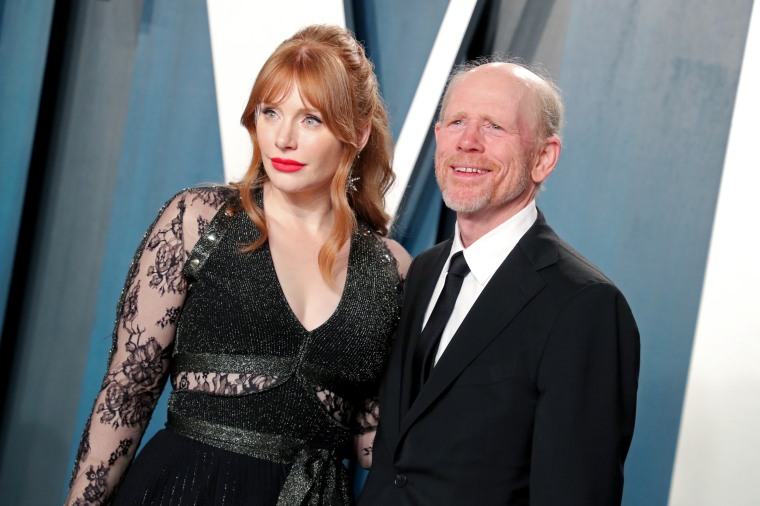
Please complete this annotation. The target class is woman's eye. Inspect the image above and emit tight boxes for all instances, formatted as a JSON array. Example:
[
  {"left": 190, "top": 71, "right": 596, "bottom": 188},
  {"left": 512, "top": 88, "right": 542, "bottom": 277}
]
[
  {"left": 262, "top": 108, "right": 277, "bottom": 119},
  {"left": 304, "top": 115, "right": 323, "bottom": 126}
]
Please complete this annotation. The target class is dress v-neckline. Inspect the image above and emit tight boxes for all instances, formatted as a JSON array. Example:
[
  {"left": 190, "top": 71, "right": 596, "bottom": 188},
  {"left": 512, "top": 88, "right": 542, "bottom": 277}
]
[{"left": 266, "top": 233, "right": 354, "bottom": 334}]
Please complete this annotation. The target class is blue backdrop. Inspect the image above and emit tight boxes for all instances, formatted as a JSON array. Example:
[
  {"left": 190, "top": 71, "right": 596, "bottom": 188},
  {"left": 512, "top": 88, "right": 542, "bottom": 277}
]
[{"left": 0, "top": 1, "right": 757, "bottom": 504}]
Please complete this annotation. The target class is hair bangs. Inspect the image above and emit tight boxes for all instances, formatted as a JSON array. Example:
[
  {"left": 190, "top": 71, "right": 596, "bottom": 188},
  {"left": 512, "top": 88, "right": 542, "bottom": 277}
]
[
  {"left": 234, "top": 25, "right": 395, "bottom": 283},
  {"left": 252, "top": 62, "right": 296, "bottom": 114},
  {"left": 298, "top": 69, "right": 355, "bottom": 146}
]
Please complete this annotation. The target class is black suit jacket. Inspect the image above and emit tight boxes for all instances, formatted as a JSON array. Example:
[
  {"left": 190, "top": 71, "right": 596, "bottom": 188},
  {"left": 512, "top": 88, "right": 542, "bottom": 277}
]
[{"left": 360, "top": 212, "right": 640, "bottom": 506}]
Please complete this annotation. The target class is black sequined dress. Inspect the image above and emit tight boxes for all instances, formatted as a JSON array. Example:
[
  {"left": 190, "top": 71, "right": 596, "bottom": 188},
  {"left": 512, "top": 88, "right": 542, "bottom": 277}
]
[{"left": 67, "top": 187, "right": 402, "bottom": 506}]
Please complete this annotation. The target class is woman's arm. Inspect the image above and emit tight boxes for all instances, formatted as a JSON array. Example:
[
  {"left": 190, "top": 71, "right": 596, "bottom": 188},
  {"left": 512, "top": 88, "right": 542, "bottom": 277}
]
[
  {"left": 354, "top": 397, "right": 381, "bottom": 469},
  {"left": 64, "top": 188, "right": 228, "bottom": 505},
  {"left": 353, "top": 237, "right": 411, "bottom": 469}
]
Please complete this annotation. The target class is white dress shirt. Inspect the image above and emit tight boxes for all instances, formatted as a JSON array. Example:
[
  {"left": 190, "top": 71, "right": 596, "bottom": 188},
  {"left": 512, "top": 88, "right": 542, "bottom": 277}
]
[{"left": 423, "top": 201, "right": 538, "bottom": 365}]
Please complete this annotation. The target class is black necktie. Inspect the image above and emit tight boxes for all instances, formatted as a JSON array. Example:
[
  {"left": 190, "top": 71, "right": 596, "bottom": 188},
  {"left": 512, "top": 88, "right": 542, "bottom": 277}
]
[{"left": 410, "top": 251, "right": 470, "bottom": 405}]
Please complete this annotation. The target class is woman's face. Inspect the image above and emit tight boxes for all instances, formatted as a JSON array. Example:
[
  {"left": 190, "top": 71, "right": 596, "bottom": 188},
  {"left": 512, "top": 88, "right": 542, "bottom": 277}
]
[{"left": 256, "top": 85, "right": 344, "bottom": 199}]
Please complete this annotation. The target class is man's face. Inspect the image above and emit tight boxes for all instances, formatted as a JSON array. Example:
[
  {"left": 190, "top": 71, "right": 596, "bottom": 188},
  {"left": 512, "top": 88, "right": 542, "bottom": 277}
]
[{"left": 434, "top": 64, "right": 541, "bottom": 220}]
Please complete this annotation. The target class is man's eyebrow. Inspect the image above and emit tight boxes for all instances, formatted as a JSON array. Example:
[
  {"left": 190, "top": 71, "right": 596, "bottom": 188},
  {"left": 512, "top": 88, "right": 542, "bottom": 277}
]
[
  {"left": 443, "top": 111, "right": 466, "bottom": 121},
  {"left": 482, "top": 114, "right": 501, "bottom": 124},
  {"left": 443, "top": 112, "right": 506, "bottom": 125}
]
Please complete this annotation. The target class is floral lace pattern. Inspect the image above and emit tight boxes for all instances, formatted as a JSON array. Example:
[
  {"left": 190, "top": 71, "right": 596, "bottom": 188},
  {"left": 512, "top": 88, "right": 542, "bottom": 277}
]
[
  {"left": 66, "top": 186, "right": 397, "bottom": 504},
  {"left": 173, "top": 371, "right": 280, "bottom": 395},
  {"left": 356, "top": 396, "right": 380, "bottom": 435},
  {"left": 145, "top": 200, "right": 187, "bottom": 296},
  {"left": 66, "top": 188, "right": 227, "bottom": 505},
  {"left": 72, "top": 438, "right": 134, "bottom": 506},
  {"left": 96, "top": 281, "right": 171, "bottom": 429},
  {"left": 313, "top": 385, "right": 353, "bottom": 424}
]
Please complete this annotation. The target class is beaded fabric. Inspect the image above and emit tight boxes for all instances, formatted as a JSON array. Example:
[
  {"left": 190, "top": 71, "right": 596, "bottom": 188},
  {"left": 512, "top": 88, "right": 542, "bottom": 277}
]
[
  {"left": 66, "top": 186, "right": 402, "bottom": 506},
  {"left": 170, "top": 188, "right": 403, "bottom": 502}
]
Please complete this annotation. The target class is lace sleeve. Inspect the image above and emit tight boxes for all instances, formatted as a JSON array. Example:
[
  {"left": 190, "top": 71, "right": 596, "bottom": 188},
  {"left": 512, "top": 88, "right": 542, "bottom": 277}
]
[
  {"left": 353, "top": 396, "right": 380, "bottom": 469},
  {"left": 65, "top": 187, "right": 230, "bottom": 505}
]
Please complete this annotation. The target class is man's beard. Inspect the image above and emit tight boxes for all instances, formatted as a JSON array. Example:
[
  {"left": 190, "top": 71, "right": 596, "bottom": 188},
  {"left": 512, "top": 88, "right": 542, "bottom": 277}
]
[{"left": 435, "top": 152, "right": 530, "bottom": 214}]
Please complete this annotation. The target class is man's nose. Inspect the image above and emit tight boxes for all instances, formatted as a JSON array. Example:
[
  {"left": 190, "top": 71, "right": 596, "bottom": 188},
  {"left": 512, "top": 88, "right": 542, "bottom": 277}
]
[{"left": 457, "top": 123, "right": 484, "bottom": 152}]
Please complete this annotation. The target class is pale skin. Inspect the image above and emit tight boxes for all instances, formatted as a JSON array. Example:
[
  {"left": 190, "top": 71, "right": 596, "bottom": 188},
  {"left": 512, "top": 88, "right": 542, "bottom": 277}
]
[
  {"left": 258, "top": 85, "right": 410, "bottom": 331},
  {"left": 264, "top": 185, "right": 409, "bottom": 332},
  {"left": 434, "top": 63, "right": 561, "bottom": 247},
  {"left": 264, "top": 186, "right": 351, "bottom": 332},
  {"left": 257, "top": 86, "right": 411, "bottom": 468}
]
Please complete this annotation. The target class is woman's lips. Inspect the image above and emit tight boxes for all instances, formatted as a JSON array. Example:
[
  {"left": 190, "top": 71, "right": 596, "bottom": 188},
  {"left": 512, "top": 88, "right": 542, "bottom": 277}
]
[{"left": 271, "top": 158, "right": 306, "bottom": 172}]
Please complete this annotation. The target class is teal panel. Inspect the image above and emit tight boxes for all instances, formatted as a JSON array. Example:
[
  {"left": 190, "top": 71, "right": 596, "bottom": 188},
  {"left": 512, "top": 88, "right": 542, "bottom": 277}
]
[
  {"left": 540, "top": 1, "right": 754, "bottom": 503},
  {"left": 353, "top": 0, "right": 452, "bottom": 252},
  {"left": 0, "top": 0, "right": 55, "bottom": 336},
  {"left": 68, "top": 0, "right": 223, "bottom": 493},
  {"left": 353, "top": 0, "right": 450, "bottom": 139}
]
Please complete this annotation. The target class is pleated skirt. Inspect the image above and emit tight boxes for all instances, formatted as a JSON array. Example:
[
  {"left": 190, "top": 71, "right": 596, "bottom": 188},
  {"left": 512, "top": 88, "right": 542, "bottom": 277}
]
[{"left": 112, "top": 429, "right": 290, "bottom": 505}]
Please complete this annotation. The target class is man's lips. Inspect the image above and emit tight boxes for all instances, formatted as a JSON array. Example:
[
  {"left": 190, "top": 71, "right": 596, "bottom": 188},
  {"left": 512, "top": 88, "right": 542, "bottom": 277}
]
[
  {"left": 452, "top": 166, "right": 489, "bottom": 174},
  {"left": 442, "top": 154, "right": 496, "bottom": 175},
  {"left": 271, "top": 158, "right": 306, "bottom": 172}
]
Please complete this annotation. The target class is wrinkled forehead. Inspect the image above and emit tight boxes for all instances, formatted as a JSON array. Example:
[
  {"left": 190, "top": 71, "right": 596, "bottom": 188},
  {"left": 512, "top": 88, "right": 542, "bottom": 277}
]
[{"left": 445, "top": 66, "right": 537, "bottom": 124}]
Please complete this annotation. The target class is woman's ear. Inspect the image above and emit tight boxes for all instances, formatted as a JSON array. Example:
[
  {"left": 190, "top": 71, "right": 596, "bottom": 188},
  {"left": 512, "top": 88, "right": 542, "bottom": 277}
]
[{"left": 357, "top": 122, "right": 372, "bottom": 151}]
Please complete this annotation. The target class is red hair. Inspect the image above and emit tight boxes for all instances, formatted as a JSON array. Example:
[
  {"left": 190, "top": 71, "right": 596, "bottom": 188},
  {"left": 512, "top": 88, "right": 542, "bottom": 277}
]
[{"left": 232, "top": 25, "right": 394, "bottom": 283}]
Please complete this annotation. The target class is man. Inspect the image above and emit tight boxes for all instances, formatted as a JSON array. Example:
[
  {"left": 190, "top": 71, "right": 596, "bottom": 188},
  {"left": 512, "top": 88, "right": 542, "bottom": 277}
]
[{"left": 359, "top": 59, "right": 640, "bottom": 505}]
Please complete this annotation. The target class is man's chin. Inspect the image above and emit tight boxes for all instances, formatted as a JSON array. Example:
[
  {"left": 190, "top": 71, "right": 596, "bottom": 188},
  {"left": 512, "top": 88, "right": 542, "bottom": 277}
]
[{"left": 441, "top": 194, "right": 487, "bottom": 214}]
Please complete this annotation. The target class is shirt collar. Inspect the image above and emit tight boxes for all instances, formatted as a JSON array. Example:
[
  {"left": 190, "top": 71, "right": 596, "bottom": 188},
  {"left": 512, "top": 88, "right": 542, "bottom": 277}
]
[{"left": 449, "top": 200, "right": 538, "bottom": 285}]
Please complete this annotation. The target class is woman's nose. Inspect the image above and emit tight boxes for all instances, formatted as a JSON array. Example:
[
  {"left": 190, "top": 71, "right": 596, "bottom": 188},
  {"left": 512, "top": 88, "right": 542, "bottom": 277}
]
[{"left": 275, "top": 122, "right": 297, "bottom": 150}]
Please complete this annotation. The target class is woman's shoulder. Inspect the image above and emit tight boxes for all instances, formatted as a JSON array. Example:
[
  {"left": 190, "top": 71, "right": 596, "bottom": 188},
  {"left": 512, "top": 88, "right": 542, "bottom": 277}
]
[
  {"left": 150, "top": 185, "right": 239, "bottom": 252},
  {"left": 159, "top": 185, "right": 239, "bottom": 220},
  {"left": 358, "top": 224, "right": 412, "bottom": 281},
  {"left": 180, "top": 185, "right": 239, "bottom": 209},
  {"left": 379, "top": 236, "right": 412, "bottom": 280}
]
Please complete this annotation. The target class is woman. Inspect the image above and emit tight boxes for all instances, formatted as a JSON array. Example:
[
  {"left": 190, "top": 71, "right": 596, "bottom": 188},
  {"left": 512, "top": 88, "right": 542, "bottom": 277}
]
[{"left": 66, "top": 25, "right": 410, "bottom": 505}]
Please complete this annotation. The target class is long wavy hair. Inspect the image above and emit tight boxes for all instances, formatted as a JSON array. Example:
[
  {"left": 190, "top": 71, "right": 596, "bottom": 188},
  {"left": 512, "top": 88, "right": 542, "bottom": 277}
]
[{"left": 232, "top": 24, "right": 394, "bottom": 284}]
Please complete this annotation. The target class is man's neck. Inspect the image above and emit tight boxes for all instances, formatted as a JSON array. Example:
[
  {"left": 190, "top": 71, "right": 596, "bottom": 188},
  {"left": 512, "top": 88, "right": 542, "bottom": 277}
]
[{"left": 456, "top": 193, "right": 535, "bottom": 248}]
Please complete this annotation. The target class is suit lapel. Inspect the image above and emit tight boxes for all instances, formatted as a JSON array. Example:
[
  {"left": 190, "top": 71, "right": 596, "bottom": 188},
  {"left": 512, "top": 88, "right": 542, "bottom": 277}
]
[
  {"left": 381, "top": 241, "right": 452, "bottom": 452},
  {"left": 399, "top": 214, "right": 558, "bottom": 436}
]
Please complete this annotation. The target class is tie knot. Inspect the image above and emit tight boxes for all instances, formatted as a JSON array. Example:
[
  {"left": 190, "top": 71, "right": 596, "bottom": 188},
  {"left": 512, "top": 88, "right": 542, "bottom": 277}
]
[{"left": 448, "top": 251, "right": 470, "bottom": 278}]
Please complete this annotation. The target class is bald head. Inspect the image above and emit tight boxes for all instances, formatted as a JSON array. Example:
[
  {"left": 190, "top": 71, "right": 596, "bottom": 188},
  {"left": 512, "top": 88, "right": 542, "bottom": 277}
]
[{"left": 438, "top": 59, "right": 564, "bottom": 142}]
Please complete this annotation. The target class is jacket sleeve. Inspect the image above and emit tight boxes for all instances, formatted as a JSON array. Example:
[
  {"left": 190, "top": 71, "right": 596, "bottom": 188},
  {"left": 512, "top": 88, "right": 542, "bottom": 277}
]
[{"left": 530, "top": 282, "right": 640, "bottom": 505}]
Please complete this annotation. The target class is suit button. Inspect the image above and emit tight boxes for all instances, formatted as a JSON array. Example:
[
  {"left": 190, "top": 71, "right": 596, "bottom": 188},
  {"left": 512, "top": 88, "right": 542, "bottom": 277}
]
[{"left": 394, "top": 474, "right": 407, "bottom": 488}]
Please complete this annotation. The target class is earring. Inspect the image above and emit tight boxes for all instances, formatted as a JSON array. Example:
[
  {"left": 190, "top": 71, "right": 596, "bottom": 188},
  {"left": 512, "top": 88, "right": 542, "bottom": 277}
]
[
  {"left": 346, "top": 152, "right": 360, "bottom": 193},
  {"left": 346, "top": 171, "right": 360, "bottom": 193}
]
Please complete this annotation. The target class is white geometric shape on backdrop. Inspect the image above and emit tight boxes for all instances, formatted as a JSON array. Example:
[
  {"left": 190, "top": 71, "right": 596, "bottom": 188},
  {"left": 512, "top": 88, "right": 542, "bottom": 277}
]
[{"left": 206, "top": 1, "right": 346, "bottom": 184}]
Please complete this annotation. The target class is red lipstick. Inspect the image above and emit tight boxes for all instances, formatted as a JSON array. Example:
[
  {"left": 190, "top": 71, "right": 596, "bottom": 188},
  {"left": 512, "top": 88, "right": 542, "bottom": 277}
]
[{"left": 271, "top": 158, "right": 306, "bottom": 172}]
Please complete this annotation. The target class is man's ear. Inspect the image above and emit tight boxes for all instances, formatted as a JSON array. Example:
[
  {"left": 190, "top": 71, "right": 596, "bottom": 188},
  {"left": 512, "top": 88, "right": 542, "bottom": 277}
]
[
  {"left": 357, "top": 122, "right": 372, "bottom": 151},
  {"left": 531, "top": 136, "right": 561, "bottom": 184}
]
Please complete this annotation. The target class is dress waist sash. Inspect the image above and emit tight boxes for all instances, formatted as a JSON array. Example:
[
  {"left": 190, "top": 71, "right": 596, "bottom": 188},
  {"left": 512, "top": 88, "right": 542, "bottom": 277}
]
[{"left": 167, "top": 412, "right": 352, "bottom": 505}]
